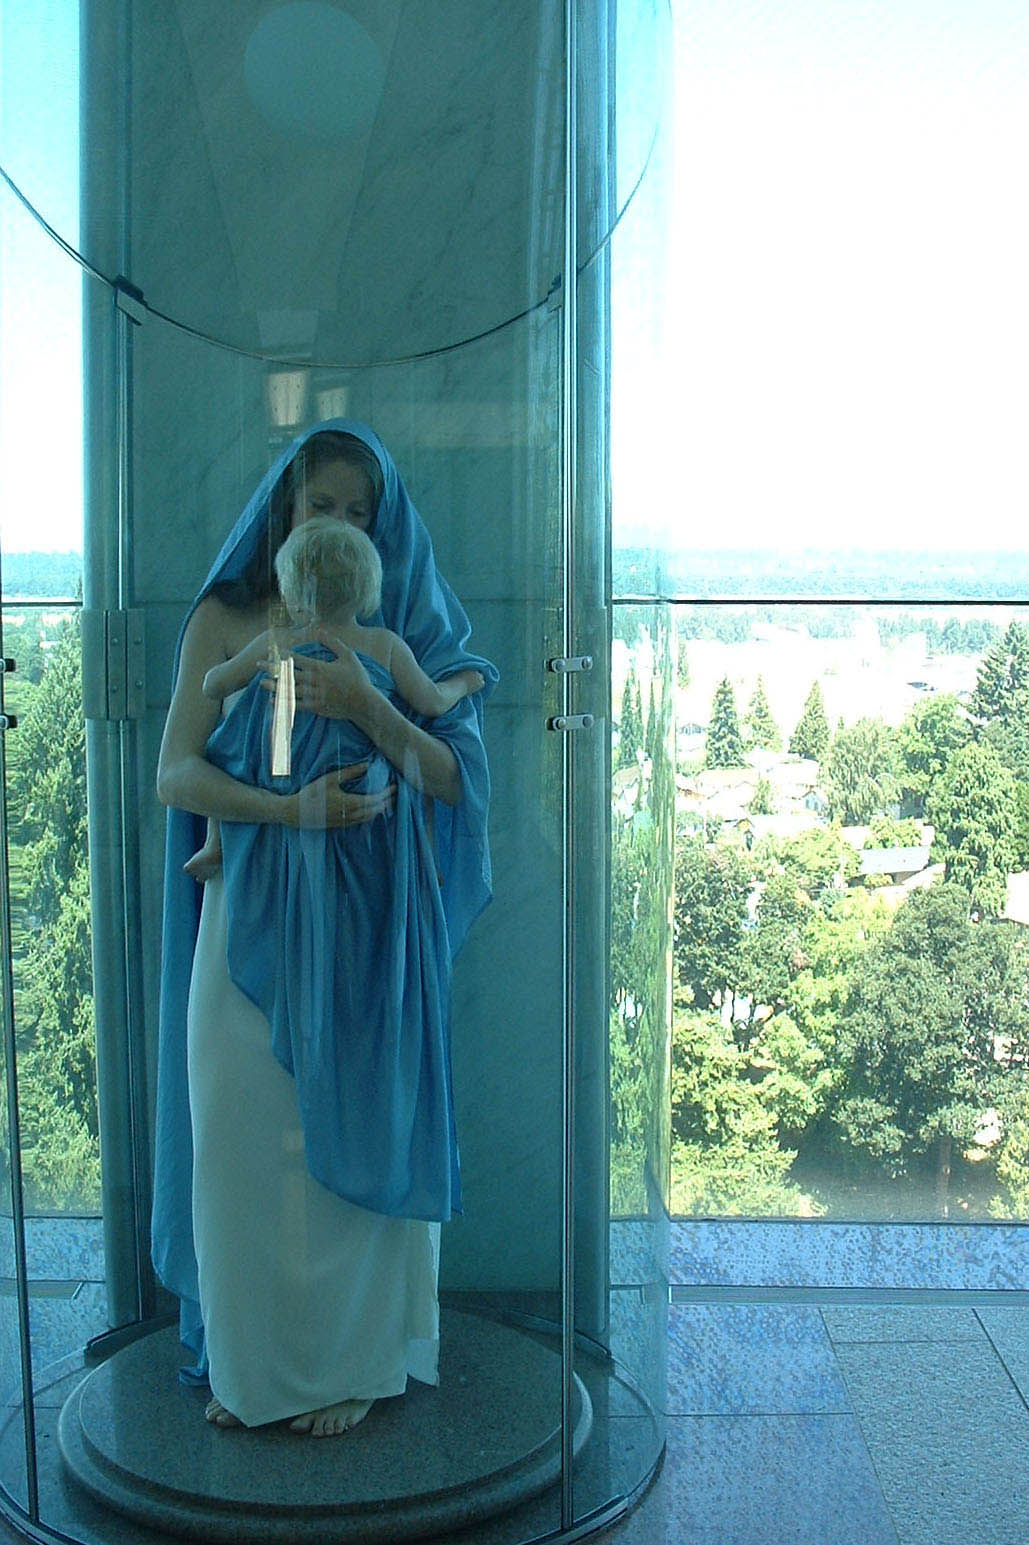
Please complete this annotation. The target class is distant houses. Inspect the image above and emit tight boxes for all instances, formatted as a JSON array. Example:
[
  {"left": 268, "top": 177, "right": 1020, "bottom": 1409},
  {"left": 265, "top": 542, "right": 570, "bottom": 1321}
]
[{"left": 675, "top": 753, "right": 826, "bottom": 832}]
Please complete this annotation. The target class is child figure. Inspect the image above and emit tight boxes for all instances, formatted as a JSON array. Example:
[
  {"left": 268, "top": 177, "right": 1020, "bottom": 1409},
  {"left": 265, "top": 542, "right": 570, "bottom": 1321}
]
[{"left": 185, "top": 517, "right": 484, "bottom": 880}]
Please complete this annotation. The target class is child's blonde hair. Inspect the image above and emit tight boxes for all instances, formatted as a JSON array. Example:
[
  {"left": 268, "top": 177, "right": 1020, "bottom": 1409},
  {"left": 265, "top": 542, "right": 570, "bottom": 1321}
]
[{"left": 274, "top": 516, "right": 382, "bottom": 623}]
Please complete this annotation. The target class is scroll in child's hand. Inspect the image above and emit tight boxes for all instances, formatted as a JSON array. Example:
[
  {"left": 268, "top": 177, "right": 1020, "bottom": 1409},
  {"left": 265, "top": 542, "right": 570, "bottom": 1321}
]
[{"left": 270, "top": 655, "right": 295, "bottom": 777}]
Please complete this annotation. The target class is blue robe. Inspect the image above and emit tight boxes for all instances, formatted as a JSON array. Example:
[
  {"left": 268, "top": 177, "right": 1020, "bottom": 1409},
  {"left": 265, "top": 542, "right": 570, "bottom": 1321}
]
[
  {"left": 205, "top": 647, "right": 460, "bottom": 1223},
  {"left": 152, "top": 420, "right": 496, "bottom": 1375}
]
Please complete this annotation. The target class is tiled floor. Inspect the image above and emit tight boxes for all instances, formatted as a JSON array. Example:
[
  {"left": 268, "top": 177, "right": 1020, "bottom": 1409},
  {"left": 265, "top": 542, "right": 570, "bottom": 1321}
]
[
  {"left": 1, "top": 1301, "right": 1027, "bottom": 1544},
  {"left": 4, "top": 1213, "right": 1029, "bottom": 1544},
  {"left": 593, "top": 1299, "right": 1029, "bottom": 1545}
]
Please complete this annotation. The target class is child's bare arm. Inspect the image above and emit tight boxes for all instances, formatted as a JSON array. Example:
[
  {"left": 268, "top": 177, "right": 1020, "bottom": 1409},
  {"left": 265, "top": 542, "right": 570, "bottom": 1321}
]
[
  {"left": 202, "top": 629, "right": 278, "bottom": 700},
  {"left": 387, "top": 636, "right": 485, "bottom": 718}
]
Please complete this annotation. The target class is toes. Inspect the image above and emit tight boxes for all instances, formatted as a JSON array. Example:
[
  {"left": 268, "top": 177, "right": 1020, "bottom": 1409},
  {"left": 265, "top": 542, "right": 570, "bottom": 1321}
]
[
  {"left": 205, "top": 1397, "right": 242, "bottom": 1427},
  {"left": 289, "top": 1414, "right": 315, "bottom": 1433}
]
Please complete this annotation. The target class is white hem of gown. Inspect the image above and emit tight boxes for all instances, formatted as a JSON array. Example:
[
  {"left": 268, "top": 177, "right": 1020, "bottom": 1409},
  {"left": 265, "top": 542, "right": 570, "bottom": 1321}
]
[{"left": 187, "top": 873, "right": 441, "bottom": 1428}]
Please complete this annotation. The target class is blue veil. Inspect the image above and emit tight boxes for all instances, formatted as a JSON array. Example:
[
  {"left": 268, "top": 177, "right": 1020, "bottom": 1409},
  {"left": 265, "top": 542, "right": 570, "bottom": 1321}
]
[{"left": 151, "top": 420, "right": 497, "bottom": 1372}]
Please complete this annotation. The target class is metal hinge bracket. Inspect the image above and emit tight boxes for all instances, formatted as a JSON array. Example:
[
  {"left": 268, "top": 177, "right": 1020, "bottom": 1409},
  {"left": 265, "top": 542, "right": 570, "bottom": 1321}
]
[
  {"left": 113, "top": 275, "right": 147, "bottom": 325},
  {"left": 546, "top": 655, "right": 593, "bottom": 673},
  {"left": 547, "top": 714, "right": 595, "bottom": 732},
  {"left": 82, "top": 609, "right": 146, "bottom": 720}
]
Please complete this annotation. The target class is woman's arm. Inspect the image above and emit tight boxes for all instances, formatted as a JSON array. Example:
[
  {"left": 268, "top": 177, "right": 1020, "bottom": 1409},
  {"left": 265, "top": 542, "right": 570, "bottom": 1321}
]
[
  {"left": 387, "top": 635, "right": 485, "bottom": 719},
  {"left": 157, "top": 600, "right": 391, "bottom": 828},
  {"left": 291, "top": 627, "right": 464, "bottom": 805}
]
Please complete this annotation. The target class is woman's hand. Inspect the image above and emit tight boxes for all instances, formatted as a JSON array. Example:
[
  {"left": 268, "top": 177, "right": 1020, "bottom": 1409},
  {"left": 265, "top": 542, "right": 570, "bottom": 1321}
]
[
  {"left": 285, "top": 628, "right": 374, "bottom": 720},
  {"left": 288, "top": 763, "right": 395, "bottom": 830}
]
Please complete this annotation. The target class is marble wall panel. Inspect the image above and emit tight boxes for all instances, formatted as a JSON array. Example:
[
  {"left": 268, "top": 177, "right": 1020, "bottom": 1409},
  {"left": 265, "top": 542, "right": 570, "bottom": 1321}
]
[{"left": 126, "top": 0, "right": 565, "bottom": 361}]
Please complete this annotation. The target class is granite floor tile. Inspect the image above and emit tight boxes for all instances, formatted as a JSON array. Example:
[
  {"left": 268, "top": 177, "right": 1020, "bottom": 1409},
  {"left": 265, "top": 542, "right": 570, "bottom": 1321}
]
[
  {"left": 669, "top": 1303, "right": 850, "bottom": 1415},
  {"left": 606, "top": 1286, "right": 667, "bottom": 1417},
  {"left": 671, "top": 1221, "right": 1029, "bottom": 1290},
  {"left": 821, "top": 1306, "right": 983, "bottom": 1345},
  {"left": 975, "top": 1305, "right": 1029, "bottom": 1404},
  {"left": 594, "top": 1416, "right": 897, "bottom": 1545},
  {"left": 835, "top": 1339, "right": 1029, "bottom": 1545}
]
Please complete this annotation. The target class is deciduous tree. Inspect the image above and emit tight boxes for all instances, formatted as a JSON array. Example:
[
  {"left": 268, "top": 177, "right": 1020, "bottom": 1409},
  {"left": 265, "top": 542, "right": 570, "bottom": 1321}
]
[
  {"left": 824, "top": 718, "right": 899, "bottom": 826},
  {"left": 832, "top": 883, "right": 1029, "bottom": 1210}
]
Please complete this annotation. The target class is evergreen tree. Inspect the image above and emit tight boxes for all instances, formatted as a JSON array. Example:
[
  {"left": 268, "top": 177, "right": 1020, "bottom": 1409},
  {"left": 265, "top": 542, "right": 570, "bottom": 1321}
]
[
  {"left": 616, "top": 665, "right": 643, "bottom": 770},
  {"left": 790, "top": 681, "right": 830, "bottom": 762},
  {"left": 824, "top": 718, "right": 899, "bottom": 825},
  {"left": 746, "top": 676, "right": 781, "bottom": 751},
  {"left": 5, "top": 615, "right": 99, "bottom": 1210},
  {"left": 927, "top": 739, "right": 1018, "bottom": 917},
  {"left": 705, "top": 678, "right": 745, "bottom": 768},
  {"left": 644, "top": 679, "right": 659, "bottom": 764},
  {"left": 676, "top": 637, "right": 691, "bottom": 692},
  {"left": 971, "top": 620, "right": 1029, "bottom": 729},
  {"left": 749, "top": 776, "right": 775, "bottom": 815}
]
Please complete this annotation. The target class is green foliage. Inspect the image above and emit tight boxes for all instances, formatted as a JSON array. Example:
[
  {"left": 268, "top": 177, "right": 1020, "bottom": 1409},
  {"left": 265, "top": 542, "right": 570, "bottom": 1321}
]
[
  {"left": 737, "top": 871, "right": 811, "bottom": 1026},
  {"left": 1, "top": 613, "right": 47, "bottom": 685},
  {"left": 673, "top": 838, "right": 750, "bottom": 1010},
  {"left": 989, "top": 1087, "right": 1029, "bottom": 1219},
  {"left": 745, "top": 676, "right": 781, "bottom": 751},
  {"left": 705, "top": 678, "right": 745, "bottom": 768},
  {"left": 863, "top": 815, "right": 923, "bottom": 849},
  {"left": 879, "top": 614, "right": 1001, "bottom": 656},
  {"left": 896, "top": 694, "right": 970, "bottom": 815},
  {"left": 789, "top": 889, "right": 890, "bottom": 1067},
  {"left": 789, "top": 681, "right": 830, "bottom": 763},
  {"left": 670, "top": 1009, "right": 818, "bottom": 1215},
  {"left": 927, "top": 739, "right": 1017, "bottom": 917},
  {"left": 750, "top": 1012, "right": 834, "bottom": 1137},
  {"left": 2, "top": 552, "right": 82, "bottom": 599},
  {"left": 832, "top": 884, "right": 1029, "bottom": 1188},
  {"left": 616, "top": 665, "right": 644, "bottom": 770},
  {"left": 749, "top": 776, "right": 775, "bottom": 815},
  {"left": 5, "top": 614, "right": 99, "bottom": 1212},
  {"left": 1013, "top": 782, "right": 1029, "bottom": 872},
  {"left": 676, "top": 637, "right": 690, "bottom": 691},
  {"left": 824, "top": 718, "right": 899, "bottom": 825},
  {"left": 772, "top": 825, "right": 857, "bottom": 892},
  {"left": 610, "top": 627, "right": 676, "bottom": 1215},
  {"left": 970, "top": 620, "right": 1029, "bottom": 730}
]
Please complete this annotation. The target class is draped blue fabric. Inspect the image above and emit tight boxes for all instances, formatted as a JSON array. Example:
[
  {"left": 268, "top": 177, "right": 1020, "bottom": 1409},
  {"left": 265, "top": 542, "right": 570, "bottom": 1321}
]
[
  {"left": 151, "top": 421, "right": 496, "bottom": 1377},
  {"left": 206, "top": 647, "right": 460, "bottom": 1222}
]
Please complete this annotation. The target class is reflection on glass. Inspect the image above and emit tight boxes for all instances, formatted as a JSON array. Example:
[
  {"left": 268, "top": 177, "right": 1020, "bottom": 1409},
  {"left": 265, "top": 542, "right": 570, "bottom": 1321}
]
[
  {"left": 669, "top": 603, "right": 1029, "bottom": 1222},
  {"left": 610, "top": 606, "right": 673, "bottom": 1220},
  {"left": 2, "top": 605, "right": 99, "bottom": 1218}
]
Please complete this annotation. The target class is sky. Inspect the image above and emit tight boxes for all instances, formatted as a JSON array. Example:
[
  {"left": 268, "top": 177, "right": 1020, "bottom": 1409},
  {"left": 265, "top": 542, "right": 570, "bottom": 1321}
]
[
  {"left": 613, "top": 0, "right": 1029, "bottom": 552},
  {"left": 3, "top": 0, "right": 1029, "bottom": 558}
]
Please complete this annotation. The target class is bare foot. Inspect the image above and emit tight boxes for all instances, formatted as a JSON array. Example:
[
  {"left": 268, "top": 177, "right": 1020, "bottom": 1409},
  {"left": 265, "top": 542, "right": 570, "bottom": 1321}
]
[
  {"left": 184, "top": 847, "right": 222, "bottom": 882},
  {"left": 205, "top": 1396, "right": 243, "bottom": 1428},
  {"left": 288, "top": 1399, "right": 373, "bottom": 1437}
]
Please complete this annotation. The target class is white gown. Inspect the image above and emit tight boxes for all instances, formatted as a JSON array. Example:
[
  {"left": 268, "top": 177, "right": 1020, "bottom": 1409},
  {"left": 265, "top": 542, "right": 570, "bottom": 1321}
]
[{"left": 186, "top": 870, "right": 441, "bottom": 1428}]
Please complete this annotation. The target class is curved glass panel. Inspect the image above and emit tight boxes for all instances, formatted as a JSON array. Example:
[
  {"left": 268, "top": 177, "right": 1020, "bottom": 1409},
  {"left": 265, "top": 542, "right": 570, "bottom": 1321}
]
[
  {"left": 571, "top": 0, "right": 672, "bottom": 1526},
  {"left": 82, "top": 0, "right": 567, "bottom": 361},
  {"left": 0, "top": 2, "right": 673, "bottom": 1541}
]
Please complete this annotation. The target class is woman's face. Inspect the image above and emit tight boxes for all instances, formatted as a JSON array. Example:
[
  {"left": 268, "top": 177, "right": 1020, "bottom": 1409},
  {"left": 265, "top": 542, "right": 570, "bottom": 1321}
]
[{"left": 291, "top": 459, "right": 375, "bottom": 533}]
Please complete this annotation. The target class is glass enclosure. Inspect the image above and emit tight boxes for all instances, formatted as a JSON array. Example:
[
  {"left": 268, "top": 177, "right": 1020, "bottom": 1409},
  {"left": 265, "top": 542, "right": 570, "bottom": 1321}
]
[{"left": 0, "top": 1, "right": 670, "bottom": 1542}]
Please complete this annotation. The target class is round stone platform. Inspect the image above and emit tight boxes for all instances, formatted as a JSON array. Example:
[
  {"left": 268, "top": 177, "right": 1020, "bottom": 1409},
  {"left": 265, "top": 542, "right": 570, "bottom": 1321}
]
[{"left": 57, "top": 1309, "right": 592, "bottom": 1543}]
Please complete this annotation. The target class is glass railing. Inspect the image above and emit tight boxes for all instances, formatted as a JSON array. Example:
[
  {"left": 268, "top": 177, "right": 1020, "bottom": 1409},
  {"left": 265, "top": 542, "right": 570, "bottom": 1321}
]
[{"left": 615, "top": 598, "right": 1029, "bottom": 1226}]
